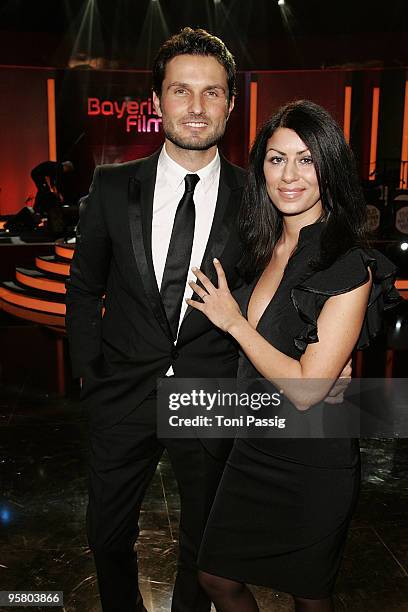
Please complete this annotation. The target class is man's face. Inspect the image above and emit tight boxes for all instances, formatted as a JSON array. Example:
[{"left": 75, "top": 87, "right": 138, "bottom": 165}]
[{"left": 153, "top": 54, "right": 234, "bottom": 151}]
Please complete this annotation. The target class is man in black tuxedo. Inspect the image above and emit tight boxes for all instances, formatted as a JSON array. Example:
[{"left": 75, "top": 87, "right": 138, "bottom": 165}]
[{"left": 66, "top": 28, "right": 244, "bottom": 612}]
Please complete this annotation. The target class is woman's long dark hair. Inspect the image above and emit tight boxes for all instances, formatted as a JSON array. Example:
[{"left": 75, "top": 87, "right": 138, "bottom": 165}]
[{"left": 239, "top": 99, "right": 368, "bottom": 281}]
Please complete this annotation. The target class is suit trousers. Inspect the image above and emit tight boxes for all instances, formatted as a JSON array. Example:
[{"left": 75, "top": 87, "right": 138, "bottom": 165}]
[{"left": 86, "top": 395, "right": 228, "bottom": 612}]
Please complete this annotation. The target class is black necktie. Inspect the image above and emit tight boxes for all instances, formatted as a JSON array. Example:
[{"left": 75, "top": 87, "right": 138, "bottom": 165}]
[{"left": 160, "top": 173, "right": 200, "bottom": 338}]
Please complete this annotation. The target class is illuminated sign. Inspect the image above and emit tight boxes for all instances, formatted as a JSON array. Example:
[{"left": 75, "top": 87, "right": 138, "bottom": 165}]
[
  {"left": 396, "top": 206, "right": 408, "bottom": 235},
  {"left": 87, "top": 97, "right": 162, "bottom": 133},
  {"left": 366, "top": 204, "right": 381, "bottom": 232}
]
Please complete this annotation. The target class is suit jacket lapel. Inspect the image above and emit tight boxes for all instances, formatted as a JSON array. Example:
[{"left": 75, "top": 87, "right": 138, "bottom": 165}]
[
  {"left": 128, "top": 150, "right": 173, "bottom": 340},
  {"left": 181, "top": 156, "right": 242, "bottom": 324}
]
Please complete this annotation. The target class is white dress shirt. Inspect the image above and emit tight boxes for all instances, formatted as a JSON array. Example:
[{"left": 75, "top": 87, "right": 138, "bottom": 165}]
[{"left": 152, "top": 144, "right": 221, "bottom": 338}]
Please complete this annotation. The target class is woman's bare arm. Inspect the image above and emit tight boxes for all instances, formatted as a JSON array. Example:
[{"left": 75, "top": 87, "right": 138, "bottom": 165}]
[{"left": 188, "top": 260, "right": 372, "bottom": 410}]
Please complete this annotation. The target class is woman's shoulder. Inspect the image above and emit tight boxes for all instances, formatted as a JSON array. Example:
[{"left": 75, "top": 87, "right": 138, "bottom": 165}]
[
  {"left": 291, "top": 247, "right": 402, "bottom": 352},
  {"left": 300, "top": 247, "right": 398, "bottom": 296}
]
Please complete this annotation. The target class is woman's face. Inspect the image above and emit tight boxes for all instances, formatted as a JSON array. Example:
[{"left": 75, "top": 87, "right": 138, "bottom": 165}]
[{"left": 263, "top": 127, "right": 322, "bottom": 220}]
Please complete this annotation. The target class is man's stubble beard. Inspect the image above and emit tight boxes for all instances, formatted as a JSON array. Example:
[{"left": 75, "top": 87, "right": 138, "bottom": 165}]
[{"left": 161, "top": 115, "right": 229, "bottom": 152}]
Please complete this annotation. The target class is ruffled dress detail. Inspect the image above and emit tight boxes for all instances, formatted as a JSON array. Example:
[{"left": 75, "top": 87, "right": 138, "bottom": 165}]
[{"left": 291, "top": 246, "right": 402, "bottom": 353}]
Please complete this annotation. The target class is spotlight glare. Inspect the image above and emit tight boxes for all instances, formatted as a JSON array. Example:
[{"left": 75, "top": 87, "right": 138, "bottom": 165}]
[
  {"left": 0, "top": 508, "right": 10, "bottom": 523},
  {"left": 401, "top": 242, "right": 408, "bottom": 251},
  {"left": 278, "top": 0, "right": 285, "bottom": 5}
]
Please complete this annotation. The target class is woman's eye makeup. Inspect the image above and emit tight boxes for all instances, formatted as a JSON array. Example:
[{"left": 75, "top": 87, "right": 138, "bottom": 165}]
[{"left": 267, "top": 155, "right": 314, "bottom": 165}]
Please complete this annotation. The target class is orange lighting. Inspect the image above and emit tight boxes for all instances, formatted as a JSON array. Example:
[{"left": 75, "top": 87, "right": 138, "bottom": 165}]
[
  {"left": 16, "top": 270, "right": 66, "bottom": 294},
  {"left": 0, "top": 297, "right": 65, "bottom": 327},
  {"left": 400, "top": 81, "right": 408, "bottom": 189},
  {"left": 395, "top": 279, "right": 408, "bottom": 300},
  {"left": 0, "top": 221, "right": 6, "bottom": 230},
  {"left": 396, "top": 279, "right": 408, "bottom": 290},
  {"left": 343, "top": 86, "right": 352, "bottom": 144},
  {"left": 0, "top": 286, "right": 65, "bottom": 315},
  {"left": 35, "top": 257, "right": 70, "bottom": 276},
  {"left": 369, "top": 87, "right": 380, "bottom": 180},
  {"left": 55, "top": 244, "right": 74, "bottom": 260},
  {"left": 249, "top": 81, "right": 258, "bottom": 150},
  {"left": 47, "top": 78, "right": 57, "bottom": 162}
]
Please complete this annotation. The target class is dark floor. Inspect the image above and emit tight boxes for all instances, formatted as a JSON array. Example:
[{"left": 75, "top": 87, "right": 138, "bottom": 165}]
[{"left": 1, "top": 382, "right": 408, "bottom": 612}]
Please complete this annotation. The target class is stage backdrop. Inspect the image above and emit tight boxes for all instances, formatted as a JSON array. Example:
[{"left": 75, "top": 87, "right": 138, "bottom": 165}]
[
  {"left": 0, "top": 67, "right": 51, "bottom": 215},
  {"left": 55, "top": 69, "right": 247, "bottom": 198},
  {"left": 1, "top": 65, "right": 407, "bottom": 215}
]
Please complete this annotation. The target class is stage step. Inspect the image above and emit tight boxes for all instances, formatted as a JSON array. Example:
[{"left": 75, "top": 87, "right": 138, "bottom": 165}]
[
  {"left": 35, "top": 255, "right": 71, "bottom": 276},
  {"left": 0, "top": 297, "right": 65, "bottom": 328},
  {"left": 0, "top": 281, "right": 66, "bottom": 315},
  {"left": 55, "top": 239, "right": 75, "bottom": 261},
  {"left": 396, "top": 279, "right": 408, "bottom": 300},
  {"left": 16, "top": 267, "right": 66, "bottom": 295}
]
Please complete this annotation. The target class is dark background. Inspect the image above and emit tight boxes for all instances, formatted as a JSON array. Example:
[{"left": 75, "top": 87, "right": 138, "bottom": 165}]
[
  {"left": 0, "top": 0, "right": 407, "bottom": 70},
  {"left": 0, "top": 0, "right": 407, "bottom": 214}
]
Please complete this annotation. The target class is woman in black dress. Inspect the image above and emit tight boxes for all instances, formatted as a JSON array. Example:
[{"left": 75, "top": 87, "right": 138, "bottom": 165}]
[{"left": 186, "top": 100, "right": 400, "bottom": 611}]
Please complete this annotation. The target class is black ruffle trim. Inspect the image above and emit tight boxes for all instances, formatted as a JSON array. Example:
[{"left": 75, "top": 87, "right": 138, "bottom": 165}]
[{"left": 290, "top": 248, "right": 402, "bottom": 353}]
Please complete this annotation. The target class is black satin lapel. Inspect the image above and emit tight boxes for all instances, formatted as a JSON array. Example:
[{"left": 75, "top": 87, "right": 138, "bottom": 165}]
[
  {"left": 182, "top": 179, "right": 237, "bottom": 323},
  {"left": 201, "top": 179, "right": 232, "bottom": 279},
  {"left": 128, "top": 175, "right": 173, "bottom": 340}
]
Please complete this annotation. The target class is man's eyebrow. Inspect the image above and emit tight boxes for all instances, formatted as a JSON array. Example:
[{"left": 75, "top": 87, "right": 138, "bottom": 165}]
[
  {"left": 167, "top": 81, "right": 189, "bottom": 89},
  {"left": 203, "top": 84, "right": 226, "bottom": 91},
  {"left": 266, "top": 147, "right": 310, "bottom": 155},
  {"left": 167, "top": 81, "right": 226, "bottom": 91}
]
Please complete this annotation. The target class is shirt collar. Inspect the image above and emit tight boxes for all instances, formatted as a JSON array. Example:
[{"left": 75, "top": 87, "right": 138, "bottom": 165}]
[{"left": 159, "top": 144, "right": 220, "bottom": 194}]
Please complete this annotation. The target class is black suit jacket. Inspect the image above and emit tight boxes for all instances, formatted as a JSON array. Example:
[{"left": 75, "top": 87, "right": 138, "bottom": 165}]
[{"left": 65, "top": 149, "right": 246, "bottom": 439}]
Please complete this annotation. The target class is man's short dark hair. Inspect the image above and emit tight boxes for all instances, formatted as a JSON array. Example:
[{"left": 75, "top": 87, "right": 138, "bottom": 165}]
[{"left": 152, "top": 27, "right": 236, "bottom": 101}]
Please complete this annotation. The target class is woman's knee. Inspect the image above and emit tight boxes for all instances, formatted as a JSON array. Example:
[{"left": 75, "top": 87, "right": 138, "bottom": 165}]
[{"left": 198, "top": 570, "right": 244, "bottom": 598}]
